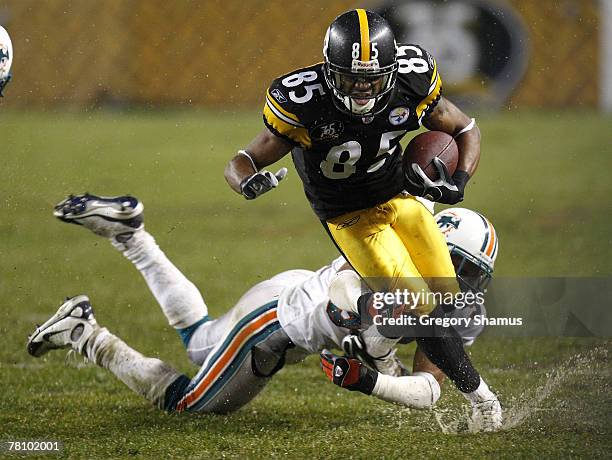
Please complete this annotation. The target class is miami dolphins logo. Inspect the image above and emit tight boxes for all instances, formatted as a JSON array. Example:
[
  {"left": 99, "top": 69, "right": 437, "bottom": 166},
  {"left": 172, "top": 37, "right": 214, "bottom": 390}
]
[{"left": 437, "top": 213, "right": 461, "bottom": 235}]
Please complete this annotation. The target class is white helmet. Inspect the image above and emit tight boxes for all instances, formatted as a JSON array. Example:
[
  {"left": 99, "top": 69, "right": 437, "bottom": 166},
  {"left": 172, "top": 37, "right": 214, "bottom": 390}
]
[
  {"left": 0, "top": 26, "right": 13, "bottom": 96},
  {"left": 434, "top": 207, "right": 499, "bottom": 292}
]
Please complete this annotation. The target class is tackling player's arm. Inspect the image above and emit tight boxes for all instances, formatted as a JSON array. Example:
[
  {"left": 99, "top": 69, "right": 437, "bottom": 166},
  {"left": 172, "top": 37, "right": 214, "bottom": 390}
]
[
  {"left": 224, "top": 129, "right": 292, "bottom": 199},
  {"left": 423, "top": 97, "right": 481, "bottom": 177},
  {"left": 321, "top": 350, "right": 441, "bottom": 409}
]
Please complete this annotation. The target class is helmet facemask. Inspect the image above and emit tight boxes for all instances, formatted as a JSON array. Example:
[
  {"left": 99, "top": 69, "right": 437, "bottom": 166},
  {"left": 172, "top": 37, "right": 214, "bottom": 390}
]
[
  {"left": 324, "top": 62, "right": 397, "bottom": 117},
  {"left": 450, "top": 245, "right": 494, "bottom": 293}
]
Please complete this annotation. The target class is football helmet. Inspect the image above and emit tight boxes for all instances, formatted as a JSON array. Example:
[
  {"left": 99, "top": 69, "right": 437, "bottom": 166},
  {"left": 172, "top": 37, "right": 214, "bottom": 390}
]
[
  {"left": 0, "top": 26, "right": 13, "bottom": 96},
  {"left": 323, "top": 9, "right": 398, "bottom": 117},
  {"left": 435, "top": 208, "right": 499, "bottom": 292}
]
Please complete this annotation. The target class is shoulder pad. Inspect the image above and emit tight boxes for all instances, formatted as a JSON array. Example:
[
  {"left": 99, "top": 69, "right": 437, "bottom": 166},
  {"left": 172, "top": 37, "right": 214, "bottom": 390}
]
[
  {"left": 263, "top": 64, "right": 327, "bottom": 149},
  {"left": 395, "top": 44, "right": 442, "bottom": 121}
]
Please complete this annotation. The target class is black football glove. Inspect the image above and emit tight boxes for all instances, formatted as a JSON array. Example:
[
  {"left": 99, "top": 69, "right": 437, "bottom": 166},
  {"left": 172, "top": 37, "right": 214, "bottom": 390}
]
[
  {"left": 405, "top": 157, "right": 469, "bottom": 205},
  {"left": 240, "top": 167, "right": 288, "bottom": 200},
  {"left": 320, "top": 349, "right": 377, "bottom": 394}
]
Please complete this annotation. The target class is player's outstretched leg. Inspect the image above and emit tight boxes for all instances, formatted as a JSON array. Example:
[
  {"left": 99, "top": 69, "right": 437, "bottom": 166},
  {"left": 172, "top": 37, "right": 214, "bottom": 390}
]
[
  {"left": 53, "top": 193, "right": 209, "bottom": 348},
  {"left": 54, "top": 193, "right": 144, "bottom": 243},
  {"left": 27, "top": 296, "right": 189, "bottom": 410}
]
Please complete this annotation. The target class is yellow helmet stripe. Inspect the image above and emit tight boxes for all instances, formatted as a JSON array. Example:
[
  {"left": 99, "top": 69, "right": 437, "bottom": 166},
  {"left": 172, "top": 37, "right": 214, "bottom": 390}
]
[{"left": 356, "top": 9, "right": 370, "bottom": 61}]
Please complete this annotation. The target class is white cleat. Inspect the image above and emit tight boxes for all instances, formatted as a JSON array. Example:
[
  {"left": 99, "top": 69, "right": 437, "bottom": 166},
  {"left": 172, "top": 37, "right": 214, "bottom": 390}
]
[
  {"left": 27, "top": 295, "right": 98, "bottom": 358},
  {"left": 470, "top": 397, "right": 503, "bottom": 432},
  {"left": 53, "top": 193, "right": 144, "bottom": 242}
]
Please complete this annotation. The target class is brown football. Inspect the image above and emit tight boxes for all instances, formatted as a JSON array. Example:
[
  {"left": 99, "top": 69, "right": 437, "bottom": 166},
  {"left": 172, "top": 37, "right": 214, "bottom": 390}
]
[{"left": 403, "top": 131, "right": 458, "bottom": 180}]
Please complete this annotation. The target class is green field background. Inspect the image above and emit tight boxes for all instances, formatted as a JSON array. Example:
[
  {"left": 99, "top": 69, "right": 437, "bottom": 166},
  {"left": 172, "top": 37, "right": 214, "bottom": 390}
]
[{"left": 0, "top": 110, "right": 611, "bottom": 458}]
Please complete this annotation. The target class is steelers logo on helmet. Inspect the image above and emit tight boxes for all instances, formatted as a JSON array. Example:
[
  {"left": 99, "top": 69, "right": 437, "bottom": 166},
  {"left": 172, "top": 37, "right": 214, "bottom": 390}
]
[
  {"left": 434, "top": 208, "right": 499, "bottom": 293},
  {"left": 323, "top": 9, "right": 398, "bottom": 118}
]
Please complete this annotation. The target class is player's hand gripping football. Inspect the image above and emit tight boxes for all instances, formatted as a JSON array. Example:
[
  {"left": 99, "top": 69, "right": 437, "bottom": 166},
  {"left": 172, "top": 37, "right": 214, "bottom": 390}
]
[
  {"left": 405, "top": 157, "right": 469, "bottom": 205},
  {"left": 240, "top": 168, "right": 288, "bottom": 200},
  {"left": 320, "top": 349, "right": 376, "bottom": 394}
]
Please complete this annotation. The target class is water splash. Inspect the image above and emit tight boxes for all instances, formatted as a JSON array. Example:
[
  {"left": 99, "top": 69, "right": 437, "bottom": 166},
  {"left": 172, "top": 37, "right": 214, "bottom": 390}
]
[
  {"left": 502, "top": 346, "right": 608, "bottom": 431},
  {"left": 432, "top": 346, "right": 609, "bottom": 434}
]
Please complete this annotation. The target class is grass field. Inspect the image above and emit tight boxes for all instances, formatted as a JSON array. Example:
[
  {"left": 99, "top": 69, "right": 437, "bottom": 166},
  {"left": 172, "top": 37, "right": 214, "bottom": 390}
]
[{"left": 0, "top": 109, "right": 611, "bottom": 458}]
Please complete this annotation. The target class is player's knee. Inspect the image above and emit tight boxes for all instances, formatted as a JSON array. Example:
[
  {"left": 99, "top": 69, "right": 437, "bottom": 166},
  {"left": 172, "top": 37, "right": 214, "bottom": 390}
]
[{"left": 251, "top": 343, "right": 286, "bottom": 377}]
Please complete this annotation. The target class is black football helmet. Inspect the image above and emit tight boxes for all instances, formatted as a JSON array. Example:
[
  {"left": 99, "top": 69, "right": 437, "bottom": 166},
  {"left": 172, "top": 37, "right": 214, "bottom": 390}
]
[{"left": 323, "top": 9, "right": 398, "bottom": 118}]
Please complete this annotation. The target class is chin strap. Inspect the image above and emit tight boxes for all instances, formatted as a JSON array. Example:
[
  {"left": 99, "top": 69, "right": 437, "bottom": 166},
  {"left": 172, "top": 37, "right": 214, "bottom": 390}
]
[{"left": 343, "top": 95, "right": 375, "bottom": 115}]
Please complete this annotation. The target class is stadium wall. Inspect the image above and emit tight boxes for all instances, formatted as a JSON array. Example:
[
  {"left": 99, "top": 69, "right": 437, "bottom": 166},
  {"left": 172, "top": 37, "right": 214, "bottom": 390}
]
[{"left": 0, "top": 0, "right": 600, "bottom": 109}]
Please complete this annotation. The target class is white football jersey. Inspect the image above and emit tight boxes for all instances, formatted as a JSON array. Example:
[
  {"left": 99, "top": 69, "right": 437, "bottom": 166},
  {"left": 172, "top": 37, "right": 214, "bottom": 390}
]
[{"left": 276, "top": 257, "right": 348, "bottom": 354}]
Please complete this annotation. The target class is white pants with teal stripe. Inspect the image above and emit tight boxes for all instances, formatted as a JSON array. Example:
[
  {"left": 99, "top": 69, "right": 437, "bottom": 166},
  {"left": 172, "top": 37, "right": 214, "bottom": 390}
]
[
  {"left": 91, "top": 229, "right": 299, "bottom": 413},
  {"left": 169, "top": 279, "right": 295, "bottom": 413}
]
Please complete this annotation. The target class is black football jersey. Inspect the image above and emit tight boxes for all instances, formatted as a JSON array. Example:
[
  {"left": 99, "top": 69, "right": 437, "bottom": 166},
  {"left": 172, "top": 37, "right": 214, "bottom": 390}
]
[{"left": 263, "top": 44, "right": 442, "bottom": 220}]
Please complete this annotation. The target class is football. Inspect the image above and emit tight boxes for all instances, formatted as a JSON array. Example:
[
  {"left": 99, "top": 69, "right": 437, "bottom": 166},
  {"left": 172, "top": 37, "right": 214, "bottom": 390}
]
[{"left": 403, "top": 131, "right": 459, "bottom": 180}]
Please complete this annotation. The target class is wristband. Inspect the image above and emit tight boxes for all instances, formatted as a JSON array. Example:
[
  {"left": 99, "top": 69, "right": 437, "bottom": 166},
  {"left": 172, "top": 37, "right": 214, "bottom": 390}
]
[
  {"left": 238, "top": 149, "right": 258, "bottom": 172},
  {"left": 452, "top": 170, "right": 470, "bottom": 192}
]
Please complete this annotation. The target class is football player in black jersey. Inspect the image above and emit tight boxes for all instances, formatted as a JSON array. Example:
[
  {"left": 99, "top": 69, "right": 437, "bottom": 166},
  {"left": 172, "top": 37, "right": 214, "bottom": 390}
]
[{"left": 225, "top": 9, "right": 480, "bottom": 318}]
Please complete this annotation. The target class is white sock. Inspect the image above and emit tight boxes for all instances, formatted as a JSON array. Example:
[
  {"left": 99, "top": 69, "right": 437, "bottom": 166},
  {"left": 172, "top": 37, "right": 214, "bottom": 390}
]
[
  {"left": 462, "top": 377, "right": 496, "bottom": 403},
  {"left": 85, "top": 327, "right": 182, "bottom": 408},
  {"left": 372, "top": 371, "right": 441, "bottom": 409},
  {"left": 361, "top": 325, "right": 400, "bottom": 358},
  {"left": 112, "top": 230, "right": 208, "bottom": 329}
]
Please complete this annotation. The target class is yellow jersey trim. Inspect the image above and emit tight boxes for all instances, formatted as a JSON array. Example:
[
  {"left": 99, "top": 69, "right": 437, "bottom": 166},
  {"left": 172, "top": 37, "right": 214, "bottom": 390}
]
[
  {"left": 263, "top": 103, "right": 312, "bottom": 148},
  {"left": 416, "top": 61, "right": 442, "bottom": 120},
  {"left": 430, "top": 58, "right": 438, "bottom": 84}
]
